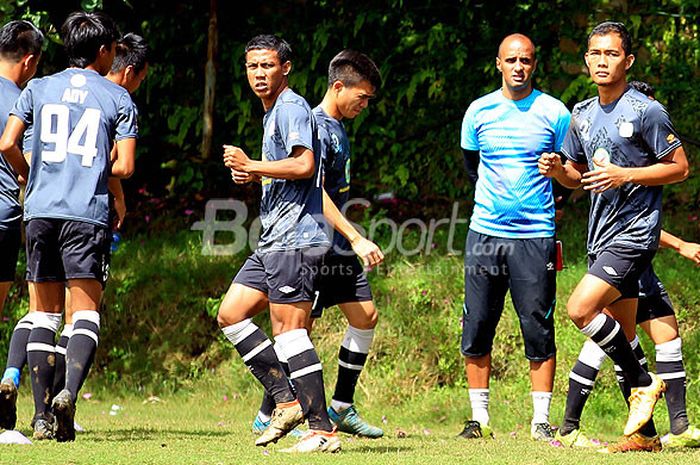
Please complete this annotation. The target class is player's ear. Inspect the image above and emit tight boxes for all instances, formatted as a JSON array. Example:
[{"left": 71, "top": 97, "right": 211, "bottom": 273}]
[
  {"left": 624, "top": 53, "right": 635, "bottom": 71},
  {"left": 495, "top": 56, "right": 502, "bottom": 73},
  {"left": 282, "top": 61, "right": 291, "bottom": 76},
  {"left": 332, "top": 80, "right": 344, "bottom": 93}
]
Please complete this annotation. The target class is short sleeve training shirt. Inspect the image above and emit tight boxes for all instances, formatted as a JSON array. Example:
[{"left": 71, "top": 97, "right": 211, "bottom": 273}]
[
  {"left": 12, "top": 68, "right": 138, "bottom": 227},
  {"left": 257, "top": 88, "right": 329, "bottom": 252},
  {"left": 561, "top": 86, "right": 682, "bottom": 255},
  {"left": 313, "top": 106, "right": 352, "bottom": 254},
  {"left": 0, "top": 76, "right": 22, "bottom": 230},
  {"left": 461, "top": 89, "right": 571, "bottom": 238}
]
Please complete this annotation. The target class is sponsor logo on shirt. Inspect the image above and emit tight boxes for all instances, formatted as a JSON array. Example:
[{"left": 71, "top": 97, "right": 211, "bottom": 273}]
[{"left": 278, "top": 285, "right": 296, "bottom": 294}]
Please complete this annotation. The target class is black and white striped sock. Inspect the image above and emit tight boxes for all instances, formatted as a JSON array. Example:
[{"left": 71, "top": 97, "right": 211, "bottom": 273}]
[
  {"left": 52, "top": 324, "right": 73, "bottom": 395},
  {"left": 560, "top": 339, "right": 606, "bottom": 435},
  {"left": 27, "top": 312, "right": 62, "bottom": 417},
  {"left": 64, "top": 311, "right": 100, "bottom": 402},
  {"left": 276, "top": 328, "right": 332, "bottom": 432},
  {"left": 656, "top": 337, "right": 689, "bottom": 435},
  {"left": 332, "top": 326, "right": 374, "bottom": 411},
  {"left": 221, "top": 319, "right": 295, "bottom": 405},
  {"left": 2, "top": 312, "right": 37, "bottom": 387}
]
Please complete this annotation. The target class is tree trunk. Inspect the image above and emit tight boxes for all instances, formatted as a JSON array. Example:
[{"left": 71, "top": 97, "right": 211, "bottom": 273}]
[{"left": 201, "top": 0, "right": 218, "bottom": 159}]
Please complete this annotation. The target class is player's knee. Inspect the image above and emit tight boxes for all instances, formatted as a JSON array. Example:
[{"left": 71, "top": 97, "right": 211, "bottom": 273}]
[
  {"left": 566, "top": 297, "right": 590, "bottom": 328},
  {"left": 217, "top": 305, "right": 240, "bottom": 328}
]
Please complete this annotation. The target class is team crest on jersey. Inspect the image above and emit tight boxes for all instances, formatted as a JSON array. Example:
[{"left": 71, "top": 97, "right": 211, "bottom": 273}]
[
  {"left": 70, "top": 74, "right": 87, "bottom": 88},
  {"left": 618, "top": 122, "right": 634, "bottom": 138},
  {"left": 666, "top": 133, "right": 676, "bottom": 144},
  {"left": 330, "top": 133, "right": 341, "bottom": 154}
]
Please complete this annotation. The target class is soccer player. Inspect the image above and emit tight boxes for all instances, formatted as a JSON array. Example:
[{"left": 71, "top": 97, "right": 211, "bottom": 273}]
[
  {"left": 253, "top": 50, "right": 384, "bottom": 439},
  {"left": 459, "top": 33, "right": 570, "bottom": 441},
  {"left": 217, "top": 34, "right": 340, "bottom": 453},
  {"left": 555, "top": 81, "right": 700, "bottom": 450},
  {"left": 0, "top": 11, "right": 138, "bottom": 442},
  {"left": 539, "top": 21, "right": 689, "bottom": 452},
  {"left": 0, "top": 19, "right": 43, "bottom": 432},
  {"left": 51, "top": 32, "right": 149, "bottom": 401}
]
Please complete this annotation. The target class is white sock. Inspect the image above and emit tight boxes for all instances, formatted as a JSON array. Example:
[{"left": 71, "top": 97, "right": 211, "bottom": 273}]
[
  {"left": 531, "top": 391, "right": 552, "bottom": 426},
  {"left": 256, "top": 411, "right": 271, "bottom": 422},
  {"left": 330, "top": 400, "right": 352, "bottom": 413},
  {"left": 469, "top": 388, "right": 490, "bottom": 426}
]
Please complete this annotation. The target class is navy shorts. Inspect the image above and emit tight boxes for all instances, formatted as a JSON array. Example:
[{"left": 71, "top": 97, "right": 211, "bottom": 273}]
[
  {"left": 636, "top": 266, "right": 674, "bottom": 324},
  {"left": 233, "top": 247, "right": 327, "bottom": 304},
  {"left": 461, "top": 230, "right": 557, "bottom": 361},
  {"left": 0, "top": 227, "right": 21, "bottom": 282},
  {"left": 310, "top": 253, "right": 373, "bottom": 318},
  {"left": 25, "top": 218, "right": 112, "bottom": 286},
  {"left": 587, "top": 247, "right": 655, "bottom": 299}
]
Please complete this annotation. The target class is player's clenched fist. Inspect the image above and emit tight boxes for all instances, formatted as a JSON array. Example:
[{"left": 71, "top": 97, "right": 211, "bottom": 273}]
[
  {"left": 538, "top": 152, "right": 563, "bottom": 177},
  {"left": 223, "top": 144, "right": 250, "bottom": 172}
]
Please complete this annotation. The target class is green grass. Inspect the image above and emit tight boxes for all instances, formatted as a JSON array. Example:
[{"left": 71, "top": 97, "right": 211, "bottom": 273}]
[
  {"left": 1, "top": 203, "right": 700, "bottom": 462},
  {"left": 2, "top": 387, "right": 700, "bottom": 464}
]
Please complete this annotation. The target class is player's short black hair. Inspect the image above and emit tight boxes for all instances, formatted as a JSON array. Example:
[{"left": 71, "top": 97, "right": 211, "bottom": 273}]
[
  {"left": 588, "top": 21, "right": 632, "bottom": 56},
  {"left": 0, "top": 20, "right": 44, "bottom": 62},
  {"left": 328, "top": 49, "right": 382, "bottom": 91},
  {"left": 629, "top": 80, "right": 655, "bottom": 98},
  {"left": 245, "top": 34, "right": 292, "bottom": 64},
  {"left": 62, "top": 11, "right": 120, "bottom": 68},
  {"left": 111, "top": 33, "right": 149, "bottom": 74}
]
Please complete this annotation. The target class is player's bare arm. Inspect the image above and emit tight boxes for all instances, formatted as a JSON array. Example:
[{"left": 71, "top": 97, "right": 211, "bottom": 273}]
[
  {"left": 0, "top": 116, "right": 28, "bottom": 179},
  {"left": 223, "top": 144, "right": 314, "bottom": 180},
  {"left": 108, "top": 177, "right": 126, "bottom": 229},
  {"left": 538, "top": 152, "right": 585, "bottom": 189},
  {"left": 111, "top": 138, "right": 136, "bottom": 178},
  {"left": 322, "top": 188, "right": 383, "bottom": 268},
  {"left": 581, "top": 146, "right": 689, "bottom": 193},
  {"left": 660, "top": 229, "right": 700, "bottom": 265}
]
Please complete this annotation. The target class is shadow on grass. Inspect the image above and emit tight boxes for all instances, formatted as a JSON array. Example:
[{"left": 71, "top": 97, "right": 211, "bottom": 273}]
[
  {"left": 77, "top": 427, "right": 232, "bottom": 442},
  {"left": 345, "top": 445, "right": 415, "bottom": 453}
]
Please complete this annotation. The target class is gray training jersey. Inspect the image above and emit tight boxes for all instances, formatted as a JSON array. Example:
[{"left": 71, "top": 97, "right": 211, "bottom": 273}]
[
  {"left": 257, "top": 88, "right": 328, "bottom": 252},
  {"left": 0, "top": 76, "right": 22, "bottom": 230},
  {"left": 561, "top": 86, "right": 683, "bottom": 255},
  {"left": 313, "top": 106, "right": 352, "bottom": 255},
  {"left": 12, "top": 68, "right": 138, "bottom": 227}
]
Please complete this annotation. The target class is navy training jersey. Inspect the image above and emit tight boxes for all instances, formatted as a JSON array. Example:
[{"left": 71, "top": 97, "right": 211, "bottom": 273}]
[
  {"left": 12, "top": 68, "right": 138, "bottom": 227},
  {"left": 313, "top": 106, "right": 352, "bottom": 255},
  {"left": 0, "top": 76, "right": 22, "bottom": 230},
  {"left": 257, "top": 88, "right": 329, "bottom": 252},
  {"left": 561, "top": 86, "right": 682, "bottom": 255},
  {"left": 461, "top": 89, "right": 571, "bottom": 238}
]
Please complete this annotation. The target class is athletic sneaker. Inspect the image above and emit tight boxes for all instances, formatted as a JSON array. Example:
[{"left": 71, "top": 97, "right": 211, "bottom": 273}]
[
  {"left": 252, "top": 413, "right": 304, "bottom": 438},
  {"left": 328, "top": 405, "right": 383, "bottom": 438},
  {"left": 624, "top": 373, "right": 666, "bottom": 436},
  {"left": 31, "top": 413, "right": 54, "bottom": 441},
  {"left": 255, "top": 400, "right": 304, "bottom": 447},
  {"left": 552, "top": 429, "right": 601, "bottom": 448},
  {"left": 0, "top": 379, "right": 18, "bottom": 430},
  {"left": 457, "top": 420, "right": 493, "bottom": 439},
  {"left": 280, "top": 429, "right": 341, "bottom": 453},
  {"left": 598, "top": 432, "right": 661, "bottom": 453},
  {"left": 531, "top": 423, "right": 555, "bottom": 441},
  {"left": 51, "top": 389, "right": 76, "bottom": 442},
  {"left": 661, "top": 425, "right": 700, "bottom": 449}
]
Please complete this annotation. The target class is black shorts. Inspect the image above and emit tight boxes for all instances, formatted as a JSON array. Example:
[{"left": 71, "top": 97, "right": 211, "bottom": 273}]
[
  {"left": 310, "top": 253, "right": 373, "bottom": 318},
  {"left": 233, "top": 247, "right": 327, "bottom": 304},
  {"left": 461, "top": 230, "right": 556, "bottom": 361},
  {"left": 25, "top": 218, "right": 112, "bottom": 286},
  {"left": 587, "top": 247, "right": 655, "bottom": 299},
  {"left": 636, "top": 267, "right": 674, "bottom": 323},
  {"left": 0, "top": 227, "right": 21, "bottom": 282}
]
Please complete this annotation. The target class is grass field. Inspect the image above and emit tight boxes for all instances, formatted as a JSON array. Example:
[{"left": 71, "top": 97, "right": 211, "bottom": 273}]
[
  {"left": 1, "top": 203, "right": 700, "bottom": 463},
  {"left": 2, "top": 387, "right": 700, "bottom": 464}
]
